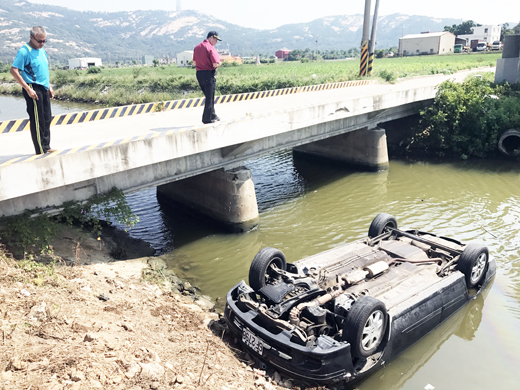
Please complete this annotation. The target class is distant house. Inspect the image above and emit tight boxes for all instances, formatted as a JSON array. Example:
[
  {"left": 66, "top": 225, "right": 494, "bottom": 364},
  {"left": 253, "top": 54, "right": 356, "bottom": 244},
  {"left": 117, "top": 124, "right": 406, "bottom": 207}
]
[
  {"left": 275, "top": 48, "right": 292, "bottom": 59},
  {"left": 176, "top": 50, "right": 193, "bottom": 67},
  {"left": 457, "top": 25, "right": 501, "bottom": 46},
  {"left": 220, "top": 54, "right": 243, "bottom": 64},
  {"left": 68, "top": 58, "right": 102, "bottom": 69},
  {"left": 398, "top": 32, "right": 455, "bottom": 56}
]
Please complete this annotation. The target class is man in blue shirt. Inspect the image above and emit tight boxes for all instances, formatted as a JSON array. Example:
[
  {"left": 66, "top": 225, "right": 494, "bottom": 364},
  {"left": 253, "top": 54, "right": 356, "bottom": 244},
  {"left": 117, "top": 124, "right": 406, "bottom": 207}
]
[{"left": 11, "top": 26, "right": 56, "bottom": 154}]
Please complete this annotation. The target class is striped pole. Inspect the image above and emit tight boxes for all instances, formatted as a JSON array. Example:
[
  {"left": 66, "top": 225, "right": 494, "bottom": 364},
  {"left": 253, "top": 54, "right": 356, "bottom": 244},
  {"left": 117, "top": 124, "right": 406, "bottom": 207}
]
[
  {"left": 367, "top": 52, "right": 374, "bottom": 76},
  {"left": 360, "top": 41, "right": 369, "bottom": 76},
  {"left": 359, "top": 0, "right": 371, "bottom": 77}
]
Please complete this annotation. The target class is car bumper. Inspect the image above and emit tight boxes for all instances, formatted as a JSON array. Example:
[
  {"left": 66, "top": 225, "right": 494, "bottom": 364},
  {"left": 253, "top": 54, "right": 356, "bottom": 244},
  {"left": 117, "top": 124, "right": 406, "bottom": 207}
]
[{"left": 224, "top": 281, "right": 356, "bottom": 384}]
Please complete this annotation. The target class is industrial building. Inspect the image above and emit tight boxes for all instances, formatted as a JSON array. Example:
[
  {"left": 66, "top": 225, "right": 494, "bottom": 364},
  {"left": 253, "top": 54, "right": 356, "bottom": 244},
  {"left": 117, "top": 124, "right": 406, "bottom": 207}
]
[
  {"left": 398, "top": 31, "right": 455, "bottom": 56},
  {"left": 68, "top": 58, "right": 102, "bottom": 69}
]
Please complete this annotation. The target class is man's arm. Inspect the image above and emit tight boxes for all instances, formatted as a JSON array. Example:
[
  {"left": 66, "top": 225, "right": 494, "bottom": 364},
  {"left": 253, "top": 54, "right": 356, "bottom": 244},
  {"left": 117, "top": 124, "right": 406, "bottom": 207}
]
[{"left": 10, "top": 67, "right": 38, "bottom": 100}]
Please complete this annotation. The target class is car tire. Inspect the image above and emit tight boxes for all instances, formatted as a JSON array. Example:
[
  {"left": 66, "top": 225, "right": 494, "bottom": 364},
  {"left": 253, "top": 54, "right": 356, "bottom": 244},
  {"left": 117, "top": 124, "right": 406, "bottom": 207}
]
[
  {"left": 344, "top": 296, "right": 387, "bottom": 359},
  {"left": 368, "top": 213, "right": 398, "bottom": 238},
  {"left": 457, "top": 243, "right": 489, "bottom": 288},
  {"left": 249, "top": 247, "right": 287, "bottom": 291}
]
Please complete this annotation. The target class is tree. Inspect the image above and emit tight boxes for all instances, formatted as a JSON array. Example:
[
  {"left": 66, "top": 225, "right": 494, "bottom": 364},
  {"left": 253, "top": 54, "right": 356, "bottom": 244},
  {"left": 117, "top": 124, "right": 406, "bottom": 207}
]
[
  {"left": 152, "top": 58, "right": 159, "bottom": 67},
  {"left": 444, "top": 20, "right": 476, "bottom": 36},
  {"left": 501, "top": 22, "right": 520, "bottom": 40}
]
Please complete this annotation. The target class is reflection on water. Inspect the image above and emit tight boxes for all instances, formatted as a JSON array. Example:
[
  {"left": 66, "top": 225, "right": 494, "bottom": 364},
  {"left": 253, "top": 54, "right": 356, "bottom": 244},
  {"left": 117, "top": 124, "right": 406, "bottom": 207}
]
[{"left": 115, "top": 151, "right": 520, "bottom": 390}]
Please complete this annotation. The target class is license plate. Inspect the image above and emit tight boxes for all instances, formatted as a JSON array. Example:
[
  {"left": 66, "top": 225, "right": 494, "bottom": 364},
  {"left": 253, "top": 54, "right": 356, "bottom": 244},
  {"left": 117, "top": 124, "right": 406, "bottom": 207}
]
[{"left": 242, "top": 328, "right": 264, "bottom": 355}]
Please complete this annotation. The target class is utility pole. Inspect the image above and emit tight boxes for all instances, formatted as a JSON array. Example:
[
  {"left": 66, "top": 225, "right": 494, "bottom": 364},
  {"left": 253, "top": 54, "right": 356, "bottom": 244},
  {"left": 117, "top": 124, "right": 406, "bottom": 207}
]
[
  {"left": 359, "top": 0, "right": 371, "bottom": 76},
  {"left": 367, "top": 0, "right": 380, "bottom": 76}
]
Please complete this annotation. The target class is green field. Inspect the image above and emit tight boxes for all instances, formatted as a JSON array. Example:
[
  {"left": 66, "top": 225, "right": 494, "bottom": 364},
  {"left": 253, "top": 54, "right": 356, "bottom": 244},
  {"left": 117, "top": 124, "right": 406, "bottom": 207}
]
[{"left": 0, "top": 53, "right": 501, "bottom": 107}]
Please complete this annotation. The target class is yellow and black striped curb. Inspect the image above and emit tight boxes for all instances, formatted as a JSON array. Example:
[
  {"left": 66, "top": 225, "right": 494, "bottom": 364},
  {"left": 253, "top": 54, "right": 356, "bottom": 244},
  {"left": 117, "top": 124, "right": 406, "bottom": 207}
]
[
  {"left": 0, "top": 105, "right": 316, "bottom": 167},
  {"left": 0, "top": 79, "right": 376, "bottom": 134}
]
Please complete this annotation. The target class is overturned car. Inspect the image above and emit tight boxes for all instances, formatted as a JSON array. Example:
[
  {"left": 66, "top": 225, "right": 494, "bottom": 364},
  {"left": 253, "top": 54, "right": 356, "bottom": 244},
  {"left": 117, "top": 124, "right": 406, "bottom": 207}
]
[{"left": 224, "top": 213, "right": 496, "bottom": 385}]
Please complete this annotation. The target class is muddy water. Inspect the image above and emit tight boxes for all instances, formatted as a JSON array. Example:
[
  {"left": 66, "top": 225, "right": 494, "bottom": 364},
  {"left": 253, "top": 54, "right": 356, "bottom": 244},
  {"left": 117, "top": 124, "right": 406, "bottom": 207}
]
[
  {"left": 1, "top": 94, "right": 519, "bottom": 389},
  {"left": 122, "top": 152, "right": 520, "bottom": 390}
]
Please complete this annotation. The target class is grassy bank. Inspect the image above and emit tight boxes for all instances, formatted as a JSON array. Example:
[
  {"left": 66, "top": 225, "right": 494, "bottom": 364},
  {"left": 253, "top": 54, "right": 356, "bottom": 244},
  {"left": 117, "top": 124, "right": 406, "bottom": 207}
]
[{"left": 0, "top": 53, "right": 501, "bottom": 107}]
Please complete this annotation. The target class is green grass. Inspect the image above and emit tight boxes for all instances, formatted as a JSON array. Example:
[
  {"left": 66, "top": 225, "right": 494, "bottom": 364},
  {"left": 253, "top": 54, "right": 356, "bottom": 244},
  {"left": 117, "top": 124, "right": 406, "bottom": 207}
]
[{"left": 0, "top": 52, "right": 501, "bottom": 107}]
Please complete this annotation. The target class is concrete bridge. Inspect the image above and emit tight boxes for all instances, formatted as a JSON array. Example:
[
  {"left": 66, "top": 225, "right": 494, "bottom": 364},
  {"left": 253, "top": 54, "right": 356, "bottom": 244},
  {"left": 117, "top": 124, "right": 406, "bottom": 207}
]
[{"left": 0, "top": 68, "right": 490, "bottom": 231}]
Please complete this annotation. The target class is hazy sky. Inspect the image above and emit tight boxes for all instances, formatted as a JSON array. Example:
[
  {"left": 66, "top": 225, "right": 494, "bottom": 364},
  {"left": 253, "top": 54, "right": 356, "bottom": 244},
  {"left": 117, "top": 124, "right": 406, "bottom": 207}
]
[{"left": 29, "top": 0, "right": 519, "bottom": 30}]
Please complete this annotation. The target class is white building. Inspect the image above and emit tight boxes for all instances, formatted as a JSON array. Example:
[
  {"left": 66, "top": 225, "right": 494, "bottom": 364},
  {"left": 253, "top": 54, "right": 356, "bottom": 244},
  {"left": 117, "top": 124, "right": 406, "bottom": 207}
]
[
  {"left": 68, "top": 58, "right": 102, "bottom": 69},
  {"left": 176, "top": 51, "right": 193, "bottom": 67},
  {"left": 457, "top": 25, "right": 501, "bottom": 46},
  {"left": 399, "top": 32, "right": 456, "bottom": 56}
]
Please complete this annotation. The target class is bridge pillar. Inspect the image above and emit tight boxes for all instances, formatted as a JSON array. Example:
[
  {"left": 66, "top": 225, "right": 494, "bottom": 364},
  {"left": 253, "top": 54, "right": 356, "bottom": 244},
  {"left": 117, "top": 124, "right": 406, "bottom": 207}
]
[
  {"left": 156, "top": 167, "right": 259, "bottom": 233},
  {"left": 293, "top": 126, "right": 389, "bottom": 171}
]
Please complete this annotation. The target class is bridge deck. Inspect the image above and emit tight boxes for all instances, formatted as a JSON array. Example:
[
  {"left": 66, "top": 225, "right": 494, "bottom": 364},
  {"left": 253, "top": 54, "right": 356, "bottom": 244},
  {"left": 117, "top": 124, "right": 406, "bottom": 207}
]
[{"left": 0, "top": 69, "right": 482, "bottom": 167}]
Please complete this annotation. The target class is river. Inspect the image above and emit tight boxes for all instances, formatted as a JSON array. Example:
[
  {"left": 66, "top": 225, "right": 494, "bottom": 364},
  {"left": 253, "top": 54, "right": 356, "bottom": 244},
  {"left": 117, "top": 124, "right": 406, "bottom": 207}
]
[{"left": 1, "top": 95, "right": 519, "bottom": 389}]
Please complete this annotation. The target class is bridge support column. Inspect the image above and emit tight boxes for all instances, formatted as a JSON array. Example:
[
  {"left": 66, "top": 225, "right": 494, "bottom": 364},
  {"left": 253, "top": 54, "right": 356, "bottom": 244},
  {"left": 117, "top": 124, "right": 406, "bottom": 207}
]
[
  {"left": 157, "top": 167, "right": 259, "bottom": 233},
  {"left": 293, "top": 126, "right": 389, "bottom": 171}
]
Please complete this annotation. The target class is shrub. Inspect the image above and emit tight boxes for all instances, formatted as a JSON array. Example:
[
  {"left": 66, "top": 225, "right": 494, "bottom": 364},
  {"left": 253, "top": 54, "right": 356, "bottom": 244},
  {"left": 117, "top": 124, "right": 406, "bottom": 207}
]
[
  {"left": 412, "top": 74, "right": 520, "bottom": 158},
  {"left": 87, "top": 66, "right": 102, "bottom": 74}
]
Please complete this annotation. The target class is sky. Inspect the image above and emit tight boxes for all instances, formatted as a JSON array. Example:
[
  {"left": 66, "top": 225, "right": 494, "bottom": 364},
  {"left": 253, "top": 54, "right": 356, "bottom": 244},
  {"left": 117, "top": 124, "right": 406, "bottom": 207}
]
[{"left": 28, "top": 0, "right": 519, "bottom": 30}]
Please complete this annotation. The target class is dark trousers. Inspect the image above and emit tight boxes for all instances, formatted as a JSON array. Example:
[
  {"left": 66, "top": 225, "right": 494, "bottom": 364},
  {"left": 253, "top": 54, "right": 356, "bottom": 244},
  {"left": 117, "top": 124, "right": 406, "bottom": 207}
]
[
  {"left": 22, "top": 84, "right": 52, "bottom": 154},
  {"left": 196, "top": 70, "right": 217, "bottom": 124}
]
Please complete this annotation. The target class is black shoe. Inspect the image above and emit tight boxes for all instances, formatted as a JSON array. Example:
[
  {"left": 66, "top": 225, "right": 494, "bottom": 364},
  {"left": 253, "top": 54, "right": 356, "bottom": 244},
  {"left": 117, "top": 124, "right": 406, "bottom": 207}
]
[
  {"left": 203, "top": 120, "right": 216, "bottom": 124},
  {"left": 213, "top": 116, "right": 221, "bottom": 121}
]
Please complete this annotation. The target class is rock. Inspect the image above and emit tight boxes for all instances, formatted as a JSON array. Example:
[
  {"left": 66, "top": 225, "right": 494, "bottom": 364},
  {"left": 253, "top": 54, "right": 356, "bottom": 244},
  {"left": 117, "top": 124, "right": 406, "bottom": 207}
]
[
  {"left": 19, "top": 289, "right": 31, "bottom": 297},
  {"left": 139, "top": 361, "right": 165, "bottom": 381},
  {"left": 81, "top": 285, "right": 92, "bottom": 292},
  {"left": 1, "top": 371, "right": 13, "bottom": 381},
  {"left": 273, "top": 371, "right": 282, "bottom": 384},
  {"left": 84, "top": 333, "right": 96, "bottom": 342},
  {"left": 121, "top": 322, "right": 135, "bottom": 332},
  {"left": 150, "top": 381, "right": 160, "bottom": 390},
  {"left": 115, "top": 280, "right": 125, "bottom": 289},
  {"left": 282, "top": 379, "right": 293, "bottom": 388},
  {"left": 195, "top": 296, "right": 215, "bottom": 310},
  {"left": 124, "top": 362, "right": 141, "bottom": 379},
  {"left": 98, "top": 293, "right": 109, "bottom": 301},
  {"left": 28, "top": 301, "right": 47, "bottom": 321},
  {"left": 183, "top": 281, "right": 192, "bottom": 290},
  {"left": 70, "top": 369, "right": 86, "bottom": 382},
  {"left": 11, "top": 357, "right": 27, "bottom": 370},
  {"left": 165, "top": 362, "right": 174, "bottom": 371}
]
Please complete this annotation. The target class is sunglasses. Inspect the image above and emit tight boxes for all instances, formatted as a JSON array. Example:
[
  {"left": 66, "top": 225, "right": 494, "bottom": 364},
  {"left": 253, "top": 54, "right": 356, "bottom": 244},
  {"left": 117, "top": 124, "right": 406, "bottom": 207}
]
[{"left": 31, "top": 36, "right": 47, "bottom": 44}]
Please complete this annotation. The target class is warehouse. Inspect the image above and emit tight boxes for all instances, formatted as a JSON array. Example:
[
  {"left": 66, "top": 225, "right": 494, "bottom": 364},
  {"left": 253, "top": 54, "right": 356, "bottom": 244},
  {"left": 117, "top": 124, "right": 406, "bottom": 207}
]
[{"left": 398, "top": 31, "right": 455, "bottom": 56}]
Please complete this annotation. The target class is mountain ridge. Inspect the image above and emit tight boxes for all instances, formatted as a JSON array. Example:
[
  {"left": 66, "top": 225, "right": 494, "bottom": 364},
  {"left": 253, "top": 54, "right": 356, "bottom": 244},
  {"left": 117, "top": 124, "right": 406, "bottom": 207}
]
[{"left": 0, "top": 0, "right": 486, "bottom": 64}]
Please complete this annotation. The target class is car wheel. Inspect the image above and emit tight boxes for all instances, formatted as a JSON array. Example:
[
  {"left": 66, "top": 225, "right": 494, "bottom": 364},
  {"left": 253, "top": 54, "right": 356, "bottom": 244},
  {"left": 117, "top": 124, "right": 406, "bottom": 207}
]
[
  {"left": 344, "top": 296, "right": 387, "bottom": 359},
  {"left": 248, "top": 247, "right": 287, "bottom": 291},
  {"left": 457, "top": 243, "right": 489, "bottom": 288},
  {"left": 368, "top": 213, "right": 398, "bottom": 238}
]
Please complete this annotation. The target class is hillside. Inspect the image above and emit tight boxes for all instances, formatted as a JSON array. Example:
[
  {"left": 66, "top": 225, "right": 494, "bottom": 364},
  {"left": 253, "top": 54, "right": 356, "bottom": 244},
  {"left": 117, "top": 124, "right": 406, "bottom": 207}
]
[{"left": 0, "top": 0, "right": 482, "bottom": 64}]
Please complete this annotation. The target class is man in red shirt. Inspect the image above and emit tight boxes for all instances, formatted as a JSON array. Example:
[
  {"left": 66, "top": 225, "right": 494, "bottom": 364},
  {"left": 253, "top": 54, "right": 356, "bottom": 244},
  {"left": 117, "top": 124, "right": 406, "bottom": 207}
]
[{"left": 193, "top": 31, "right": 222, "bottom": 124}]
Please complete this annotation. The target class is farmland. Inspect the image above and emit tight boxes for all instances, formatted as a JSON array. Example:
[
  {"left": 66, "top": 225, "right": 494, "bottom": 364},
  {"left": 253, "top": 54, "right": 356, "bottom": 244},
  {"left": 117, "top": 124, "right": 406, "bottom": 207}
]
[{"left": 0, "top": 53, "right": 501, "bottom": 107}]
